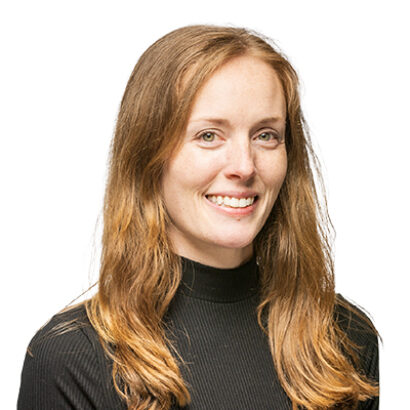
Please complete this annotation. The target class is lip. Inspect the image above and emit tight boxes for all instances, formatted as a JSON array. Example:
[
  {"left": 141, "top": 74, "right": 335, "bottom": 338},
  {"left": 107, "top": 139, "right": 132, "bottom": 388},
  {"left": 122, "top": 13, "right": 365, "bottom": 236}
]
[{"left": 204, "top": 194, "right": 258, "bottom": 216}]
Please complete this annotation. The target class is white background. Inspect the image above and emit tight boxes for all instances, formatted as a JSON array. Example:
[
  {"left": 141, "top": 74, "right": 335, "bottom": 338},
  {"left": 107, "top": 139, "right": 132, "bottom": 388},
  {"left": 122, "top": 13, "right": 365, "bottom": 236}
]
[{"left": 1, "top": 1, "right": 408, "bottom": 408}]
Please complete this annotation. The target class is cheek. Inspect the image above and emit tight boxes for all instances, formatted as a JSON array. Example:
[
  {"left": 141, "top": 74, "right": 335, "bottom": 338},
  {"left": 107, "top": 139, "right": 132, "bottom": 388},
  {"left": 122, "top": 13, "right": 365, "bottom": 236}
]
[
  {"left": 276, "top": 157, "right": 288, "bottom": 187},
  {"left": 163, "top": 150, "right": 193, "bottom": 185},
  {"left": 260, "top": 151, "right": 288, "bottom": 191},
  {"left": 167, "top": 148, "right": 220, "bottom": 191}
]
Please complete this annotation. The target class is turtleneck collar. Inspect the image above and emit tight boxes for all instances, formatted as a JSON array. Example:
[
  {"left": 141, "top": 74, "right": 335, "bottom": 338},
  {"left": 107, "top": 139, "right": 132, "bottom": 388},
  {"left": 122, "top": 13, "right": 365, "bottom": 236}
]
[{"left": 178, "top": 256, "right": 259, "bottom": 303}]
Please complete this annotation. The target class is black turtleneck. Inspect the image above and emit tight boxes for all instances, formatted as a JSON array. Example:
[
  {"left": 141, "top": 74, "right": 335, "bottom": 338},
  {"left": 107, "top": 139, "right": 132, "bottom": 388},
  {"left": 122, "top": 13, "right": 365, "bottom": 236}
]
[
  {"left": 164, "top": 257, "right": 292, "bottom": 409},
  {"left": 18, "top": 257, "right": 379, "bottom": 409},
  {"left": 178, "top": 256, "right": 260, "bottom": 302}
]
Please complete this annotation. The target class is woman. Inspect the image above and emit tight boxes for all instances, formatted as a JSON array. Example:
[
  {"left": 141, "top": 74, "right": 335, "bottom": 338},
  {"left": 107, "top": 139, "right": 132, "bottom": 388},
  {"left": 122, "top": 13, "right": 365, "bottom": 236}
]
[{"left": 18, "top": 25, "right": 379, "bottom": 409}]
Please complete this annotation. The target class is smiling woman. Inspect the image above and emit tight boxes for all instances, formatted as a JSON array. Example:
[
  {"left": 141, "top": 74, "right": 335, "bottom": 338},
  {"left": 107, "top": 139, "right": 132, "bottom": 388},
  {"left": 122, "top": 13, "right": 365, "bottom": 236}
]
[
  {"left": 18, "top": 25, "right": 379, "bottom": 410},
  {"left": 162, "top": 56, "right": 287, "bottom": 267}
]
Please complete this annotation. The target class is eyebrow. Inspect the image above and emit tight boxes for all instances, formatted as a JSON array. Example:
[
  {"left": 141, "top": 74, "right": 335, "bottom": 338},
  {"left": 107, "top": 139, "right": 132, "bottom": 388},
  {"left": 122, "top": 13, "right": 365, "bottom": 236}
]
[{"left": 188, "top": 116, "right": 285, "bottom": 128}]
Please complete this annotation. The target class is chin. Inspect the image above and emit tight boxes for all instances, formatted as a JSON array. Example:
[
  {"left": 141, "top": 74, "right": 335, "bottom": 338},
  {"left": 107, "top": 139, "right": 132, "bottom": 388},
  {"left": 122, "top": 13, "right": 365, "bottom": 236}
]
[{"left": 211, "top": 234, "right": 255, "bottom": 250}]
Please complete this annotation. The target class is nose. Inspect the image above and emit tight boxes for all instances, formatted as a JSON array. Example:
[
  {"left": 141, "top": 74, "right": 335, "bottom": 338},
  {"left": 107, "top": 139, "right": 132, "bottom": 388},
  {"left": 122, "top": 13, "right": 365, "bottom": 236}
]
[{"left": 223, "top": 138, "right": 256, "bottom": 181}]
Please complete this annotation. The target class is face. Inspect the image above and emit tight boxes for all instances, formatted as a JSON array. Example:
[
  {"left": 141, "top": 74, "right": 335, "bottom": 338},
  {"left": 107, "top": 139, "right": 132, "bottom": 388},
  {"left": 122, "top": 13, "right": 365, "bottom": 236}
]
[{"left": 161, "top": 55, "right": 287, "bottom": 267}]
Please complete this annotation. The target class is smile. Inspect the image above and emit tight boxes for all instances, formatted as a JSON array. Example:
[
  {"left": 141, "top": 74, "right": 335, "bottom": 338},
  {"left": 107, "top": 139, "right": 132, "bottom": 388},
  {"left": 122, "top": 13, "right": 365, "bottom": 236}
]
[{"left": 206, "top": 195, "right": 256, "bottom": 208}]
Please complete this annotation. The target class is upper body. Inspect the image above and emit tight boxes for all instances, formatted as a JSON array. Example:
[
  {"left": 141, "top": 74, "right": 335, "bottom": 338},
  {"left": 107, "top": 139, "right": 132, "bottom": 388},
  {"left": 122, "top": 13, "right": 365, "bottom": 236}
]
[
  {"left": 18, "top": 257, "right": 379, "bottom": 410},
  {"left": 18, "top": 25, "right": 380, "bottom": 409}
]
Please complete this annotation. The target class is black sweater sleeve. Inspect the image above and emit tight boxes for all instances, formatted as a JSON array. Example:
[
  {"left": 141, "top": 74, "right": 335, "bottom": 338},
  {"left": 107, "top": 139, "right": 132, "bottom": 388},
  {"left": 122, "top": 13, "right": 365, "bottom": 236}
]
[
  {"left": 17, "top": 306, "right": 125, "bottom": 410},
  {"left": 336, "top": 295, "right": 380, "bottom": 409},
  {"left": 357, "top": 332, "right": 379, "bottom": 410}
]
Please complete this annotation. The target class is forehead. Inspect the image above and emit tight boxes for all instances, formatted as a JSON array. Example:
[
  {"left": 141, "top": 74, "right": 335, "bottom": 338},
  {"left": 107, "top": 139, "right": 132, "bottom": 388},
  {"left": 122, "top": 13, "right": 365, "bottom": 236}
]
[{"left": 187, "top": 55, "right": 286, "bottom": 126}]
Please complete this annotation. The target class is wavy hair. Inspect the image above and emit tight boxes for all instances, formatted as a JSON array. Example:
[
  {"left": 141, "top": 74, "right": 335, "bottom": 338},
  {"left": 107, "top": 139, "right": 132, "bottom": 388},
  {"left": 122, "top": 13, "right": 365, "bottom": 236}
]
[{"left": 86, "top": 25, "right": 379, "bottom": 409}]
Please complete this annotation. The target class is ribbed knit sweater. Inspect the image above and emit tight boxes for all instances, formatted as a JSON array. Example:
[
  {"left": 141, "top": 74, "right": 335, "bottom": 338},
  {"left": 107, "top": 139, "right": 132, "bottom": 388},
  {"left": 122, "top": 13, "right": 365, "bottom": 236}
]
[{"left": 18, "top": 257, "right": 379, "bottom": 409}]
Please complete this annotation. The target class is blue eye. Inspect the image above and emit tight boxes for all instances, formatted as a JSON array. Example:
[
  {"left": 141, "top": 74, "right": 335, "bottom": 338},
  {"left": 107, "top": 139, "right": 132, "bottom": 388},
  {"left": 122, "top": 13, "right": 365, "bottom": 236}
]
[{"left": 200, "top": 132, "right": 216, "bottom": 142}]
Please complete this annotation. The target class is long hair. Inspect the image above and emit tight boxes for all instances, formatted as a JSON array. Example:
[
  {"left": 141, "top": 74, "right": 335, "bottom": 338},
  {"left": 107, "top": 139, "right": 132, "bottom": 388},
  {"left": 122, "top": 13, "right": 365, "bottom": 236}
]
[{"left": 86, "top": 25, "right": 379, "bottom": 409}]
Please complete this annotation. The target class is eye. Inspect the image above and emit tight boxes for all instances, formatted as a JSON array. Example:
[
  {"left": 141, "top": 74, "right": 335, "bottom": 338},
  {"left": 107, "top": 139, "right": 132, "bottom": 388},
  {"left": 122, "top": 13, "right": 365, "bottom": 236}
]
[
  {"left": 254, "top": 130, "right": 284, "bottom": 148},
  {"left": 257, "top": 131, "right": 279, "bottom": 142},
  {"left": 199, "top": 131, "right": 216, "bottom": 142}
]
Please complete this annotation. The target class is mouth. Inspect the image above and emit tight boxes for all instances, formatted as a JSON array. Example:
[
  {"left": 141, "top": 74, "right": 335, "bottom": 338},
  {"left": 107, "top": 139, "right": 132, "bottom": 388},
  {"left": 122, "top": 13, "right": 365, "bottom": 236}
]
[{"left": 205, "top": 194, "right": 258, "bottom": 209}]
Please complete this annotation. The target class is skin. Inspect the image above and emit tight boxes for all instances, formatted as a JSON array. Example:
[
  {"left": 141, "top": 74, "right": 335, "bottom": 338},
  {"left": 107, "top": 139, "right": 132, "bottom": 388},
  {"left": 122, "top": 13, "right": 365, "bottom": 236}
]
[{"left": 162, "top": 55, "right": 288, "bottom": 268}]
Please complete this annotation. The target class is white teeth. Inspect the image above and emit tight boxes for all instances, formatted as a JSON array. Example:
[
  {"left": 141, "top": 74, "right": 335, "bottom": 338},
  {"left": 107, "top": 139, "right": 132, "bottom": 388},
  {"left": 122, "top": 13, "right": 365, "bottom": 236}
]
[
  {"left": 207, "top": 195, "right": 255, "bottom": 208},
  {"left": 223, "top": 196, "right": 233, "bottom": 206},
  {"left": 231, "top": 197, "right": 239, "bottom": 207}
]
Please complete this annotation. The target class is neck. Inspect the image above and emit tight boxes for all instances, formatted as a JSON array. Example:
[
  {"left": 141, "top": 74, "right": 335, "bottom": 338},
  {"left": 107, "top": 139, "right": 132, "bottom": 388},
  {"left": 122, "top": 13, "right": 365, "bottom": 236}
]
[
  {"left": 178, "top": 254, "right": 259, "bottom": 302},
  {"left": 173, "top": 242, "right": 254, "bottom": 269}
]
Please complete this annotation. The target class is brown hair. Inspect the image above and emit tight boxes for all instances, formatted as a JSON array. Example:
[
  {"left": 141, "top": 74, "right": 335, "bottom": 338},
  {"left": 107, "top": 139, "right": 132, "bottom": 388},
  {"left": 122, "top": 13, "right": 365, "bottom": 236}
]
[{"left": 86, "top": 25, "right": 378, "bottom": 409}]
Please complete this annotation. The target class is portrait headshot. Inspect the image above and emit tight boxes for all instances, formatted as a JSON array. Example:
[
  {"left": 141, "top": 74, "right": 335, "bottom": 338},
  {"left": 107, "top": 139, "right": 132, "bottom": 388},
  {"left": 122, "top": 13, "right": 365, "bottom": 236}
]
[{"left": 2, "top": 1, "right": 408, "bottom": 409}]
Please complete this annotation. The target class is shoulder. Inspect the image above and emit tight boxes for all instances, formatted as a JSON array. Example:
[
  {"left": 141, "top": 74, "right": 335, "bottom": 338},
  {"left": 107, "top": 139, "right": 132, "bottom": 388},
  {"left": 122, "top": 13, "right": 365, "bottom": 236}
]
[
  {"left": 334, "top": 294, "right": 379, "bottom": 382},
  {"left": 26, "top": 303, "right": 98, "bottom": 363},
  {"left": 18, "top": 303, "right": 122, "bottom": 409},
  {"left": 335, "top": 294, "right": 378, "bottom": 346}
]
